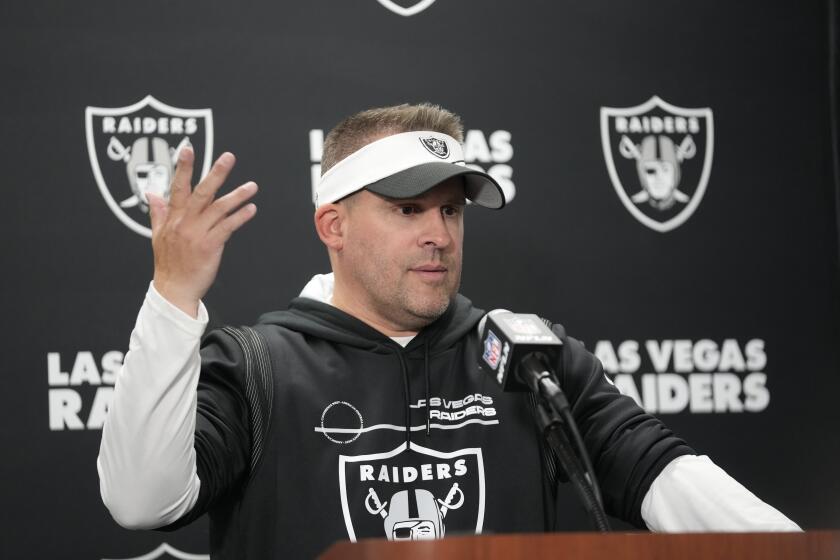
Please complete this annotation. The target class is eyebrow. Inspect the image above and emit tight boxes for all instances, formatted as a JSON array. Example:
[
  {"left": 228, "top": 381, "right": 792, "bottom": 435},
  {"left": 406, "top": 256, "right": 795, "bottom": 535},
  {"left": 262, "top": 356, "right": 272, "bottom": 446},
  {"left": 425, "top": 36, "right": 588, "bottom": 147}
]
[{"left": 386, "top": 196, "right": 466, "bottom": 205}]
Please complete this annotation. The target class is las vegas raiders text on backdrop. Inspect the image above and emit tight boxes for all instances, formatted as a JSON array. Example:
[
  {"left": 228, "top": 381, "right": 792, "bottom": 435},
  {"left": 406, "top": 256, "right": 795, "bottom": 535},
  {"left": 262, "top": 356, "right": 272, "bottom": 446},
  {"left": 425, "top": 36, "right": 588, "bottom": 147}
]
[
  {"left": 85, "top": 95, "right": 214, "bottom": 238},
  {"left": 595, "top": 338, "right": 769, "bottom": 414},
  {"left": 47, "top": 350, "right": 123, "bottom": 430},
  {"left": 600, "top": 96, "right": 714, "bottom": 233}
]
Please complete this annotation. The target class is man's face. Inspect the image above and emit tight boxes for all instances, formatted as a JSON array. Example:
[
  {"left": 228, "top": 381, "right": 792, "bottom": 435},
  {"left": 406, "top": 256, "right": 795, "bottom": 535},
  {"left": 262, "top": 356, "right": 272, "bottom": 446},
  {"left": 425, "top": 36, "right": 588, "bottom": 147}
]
[{"left": 339, "top": 178, "right": 465, "bottom": 330}]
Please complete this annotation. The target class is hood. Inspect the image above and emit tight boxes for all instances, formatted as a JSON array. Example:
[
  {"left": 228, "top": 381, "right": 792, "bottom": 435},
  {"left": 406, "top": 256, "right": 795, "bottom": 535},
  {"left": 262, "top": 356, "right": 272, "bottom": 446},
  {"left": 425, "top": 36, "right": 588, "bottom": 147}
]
[
  {"left": 256, "top": 273, "right": 485, "bottom": 443},
  {"left": 257, "top": 273, "right": 484, "bottom": 356}
]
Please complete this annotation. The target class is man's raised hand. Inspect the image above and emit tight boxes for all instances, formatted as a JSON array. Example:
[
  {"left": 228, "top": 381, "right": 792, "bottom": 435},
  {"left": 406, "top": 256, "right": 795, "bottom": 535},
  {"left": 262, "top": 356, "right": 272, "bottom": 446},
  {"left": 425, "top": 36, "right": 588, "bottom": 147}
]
[{"left": 147, "top": 147, "right": 258, "bottom": 318}]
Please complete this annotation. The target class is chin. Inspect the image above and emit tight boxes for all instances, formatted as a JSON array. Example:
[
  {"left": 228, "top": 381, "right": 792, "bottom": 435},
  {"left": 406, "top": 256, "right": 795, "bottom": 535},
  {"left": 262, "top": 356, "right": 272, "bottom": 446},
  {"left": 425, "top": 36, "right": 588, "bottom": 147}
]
[{"left": 408, "top": 295, "right": 452, "bottom": 322}]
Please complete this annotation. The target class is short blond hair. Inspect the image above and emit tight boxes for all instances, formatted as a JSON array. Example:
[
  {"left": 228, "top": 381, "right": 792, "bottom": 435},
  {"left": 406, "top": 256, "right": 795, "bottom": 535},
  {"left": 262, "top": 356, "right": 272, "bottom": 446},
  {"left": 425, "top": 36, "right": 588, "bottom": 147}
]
[{"left": 320, "top": 103, "right": 465, "bottom": 175}]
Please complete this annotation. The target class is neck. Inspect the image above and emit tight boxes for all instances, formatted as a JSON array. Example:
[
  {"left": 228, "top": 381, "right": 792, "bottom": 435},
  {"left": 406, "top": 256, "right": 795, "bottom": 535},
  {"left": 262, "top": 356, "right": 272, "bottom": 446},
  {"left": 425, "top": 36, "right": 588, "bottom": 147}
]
[{"left": 331, "top": 276, "right": 421, "bottom": 338}]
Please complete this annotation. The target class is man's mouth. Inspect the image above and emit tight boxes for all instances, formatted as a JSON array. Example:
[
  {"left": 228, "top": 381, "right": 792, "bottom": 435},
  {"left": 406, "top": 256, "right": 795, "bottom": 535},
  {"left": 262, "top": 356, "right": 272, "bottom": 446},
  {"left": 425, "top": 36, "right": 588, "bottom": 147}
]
[{"left": 410, "top": 264, "right": 448, "bottom": 281}]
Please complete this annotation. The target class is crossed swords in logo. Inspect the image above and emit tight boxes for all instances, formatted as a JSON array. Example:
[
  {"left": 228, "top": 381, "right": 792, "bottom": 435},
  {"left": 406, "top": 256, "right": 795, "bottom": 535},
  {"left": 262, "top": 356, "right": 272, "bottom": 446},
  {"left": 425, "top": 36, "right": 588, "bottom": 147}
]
[
  {"left": 365, "top": 483, "right": 465, "bottom": 519},
  {"left": 106, "top": 136, "right": 192, "bottom": 164}
]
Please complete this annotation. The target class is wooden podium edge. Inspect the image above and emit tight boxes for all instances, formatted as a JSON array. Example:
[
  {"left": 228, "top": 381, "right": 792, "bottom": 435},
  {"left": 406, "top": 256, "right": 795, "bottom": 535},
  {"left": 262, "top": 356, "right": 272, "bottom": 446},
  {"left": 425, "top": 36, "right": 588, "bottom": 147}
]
[{"left": 319, "top": 530, "right": 840, "bottom": 560}]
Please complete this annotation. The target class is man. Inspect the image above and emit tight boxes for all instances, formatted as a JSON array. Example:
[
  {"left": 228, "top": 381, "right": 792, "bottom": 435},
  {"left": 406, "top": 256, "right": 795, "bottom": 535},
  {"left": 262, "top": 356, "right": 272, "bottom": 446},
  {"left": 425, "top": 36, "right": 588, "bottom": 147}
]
[{"left": 98, "top": 103, "right": 798, "bottom": 559}]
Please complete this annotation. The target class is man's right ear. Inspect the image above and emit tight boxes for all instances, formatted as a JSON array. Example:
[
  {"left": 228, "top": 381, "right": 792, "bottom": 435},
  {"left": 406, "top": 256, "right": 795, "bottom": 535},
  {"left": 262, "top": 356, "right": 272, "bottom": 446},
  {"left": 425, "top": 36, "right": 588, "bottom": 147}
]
[{"left": 314, "top": 203, "right": 345, "bottom": 251}]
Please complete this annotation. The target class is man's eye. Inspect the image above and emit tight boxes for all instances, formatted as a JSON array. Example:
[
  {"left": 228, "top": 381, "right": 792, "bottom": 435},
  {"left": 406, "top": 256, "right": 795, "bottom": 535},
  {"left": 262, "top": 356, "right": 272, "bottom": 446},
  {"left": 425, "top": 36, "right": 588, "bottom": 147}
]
[
  {"left": 443, "top": 206, "right": 460, "bottom": 216},
  {"left": 399, "top": 206, "right": 416, "bottom": 216}
]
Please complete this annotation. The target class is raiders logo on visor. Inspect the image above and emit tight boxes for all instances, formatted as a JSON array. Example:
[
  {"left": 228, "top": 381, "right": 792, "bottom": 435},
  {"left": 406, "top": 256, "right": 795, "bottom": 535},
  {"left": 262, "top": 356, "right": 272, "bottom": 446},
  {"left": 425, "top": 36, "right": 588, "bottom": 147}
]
[{"left": 419, "top": 137, "right": 449, "bottom": 159}]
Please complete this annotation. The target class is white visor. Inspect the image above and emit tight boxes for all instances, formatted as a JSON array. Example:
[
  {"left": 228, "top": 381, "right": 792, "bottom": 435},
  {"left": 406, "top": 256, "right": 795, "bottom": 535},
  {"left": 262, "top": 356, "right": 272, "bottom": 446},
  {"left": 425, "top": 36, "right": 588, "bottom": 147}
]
[{"left": 315, "top": 130, "right": 505, "bottom": 209}]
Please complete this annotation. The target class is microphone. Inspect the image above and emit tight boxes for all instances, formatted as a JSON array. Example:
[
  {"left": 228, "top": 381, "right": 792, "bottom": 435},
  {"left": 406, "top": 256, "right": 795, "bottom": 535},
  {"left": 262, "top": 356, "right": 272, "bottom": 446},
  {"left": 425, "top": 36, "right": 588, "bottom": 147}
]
[
  {"left": 477, "top": 310, "right": 609, "bottom": 531},
  {"left": 477, "top": 310, "right": 565, "bottom": 408}
]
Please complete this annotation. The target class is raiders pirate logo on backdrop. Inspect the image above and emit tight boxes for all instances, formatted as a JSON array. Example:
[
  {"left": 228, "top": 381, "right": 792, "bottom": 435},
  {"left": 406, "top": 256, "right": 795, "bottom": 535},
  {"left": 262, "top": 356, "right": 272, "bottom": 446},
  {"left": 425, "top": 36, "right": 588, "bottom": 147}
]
[
  {"left": 338, "top": 442, "right": 485, "bottom": 541},
  {"left": 600, "top": 96, "right": 713, "bottom": 232},
  {"left": 85, "top": 95, "right": 213, "bottom": 237},
  {"left": 376, "top": 0, "right": 436, "bottom": 17}
]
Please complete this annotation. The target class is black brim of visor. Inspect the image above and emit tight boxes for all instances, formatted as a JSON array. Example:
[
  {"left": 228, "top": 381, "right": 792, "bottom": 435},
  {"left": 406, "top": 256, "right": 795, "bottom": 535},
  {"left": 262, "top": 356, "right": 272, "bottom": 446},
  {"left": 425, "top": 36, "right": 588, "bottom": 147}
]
[{"left": 364, "top": 161, "right": 506, "bottom": 209}]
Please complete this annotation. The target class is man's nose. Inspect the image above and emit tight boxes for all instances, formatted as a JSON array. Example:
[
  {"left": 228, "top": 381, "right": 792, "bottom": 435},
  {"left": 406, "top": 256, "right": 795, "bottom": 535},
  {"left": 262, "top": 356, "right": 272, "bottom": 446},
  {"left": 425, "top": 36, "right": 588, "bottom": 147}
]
[{"left": 418, "top": 210, "right": 453, "bottom": 249}]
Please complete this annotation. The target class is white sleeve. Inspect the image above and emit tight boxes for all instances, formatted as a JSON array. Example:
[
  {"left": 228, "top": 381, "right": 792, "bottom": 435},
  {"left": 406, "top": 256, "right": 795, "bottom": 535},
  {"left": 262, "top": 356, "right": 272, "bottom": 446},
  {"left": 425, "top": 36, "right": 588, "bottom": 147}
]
[
  {"left": 641, "top": 454, "right": 801, "bottom": 532},
  {"left": 97, "top": 282, "right": 208, "bottom": 529}
]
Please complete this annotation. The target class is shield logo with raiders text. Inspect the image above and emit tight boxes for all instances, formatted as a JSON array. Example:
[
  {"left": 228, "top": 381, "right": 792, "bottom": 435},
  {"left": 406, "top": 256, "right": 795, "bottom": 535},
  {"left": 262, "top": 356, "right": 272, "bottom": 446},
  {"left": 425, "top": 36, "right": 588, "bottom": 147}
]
[
  {"left": 600, "top": 96, "right": 713, "bottom": 232},
  {"left": 338, "top": 442, "right": 485, "bottom": 542},
  {"left": 85, "top": 95, "right": 213, "bottom": 237},
  {"left": 376, "top": 0, "right": 436, "bottom": 17}
]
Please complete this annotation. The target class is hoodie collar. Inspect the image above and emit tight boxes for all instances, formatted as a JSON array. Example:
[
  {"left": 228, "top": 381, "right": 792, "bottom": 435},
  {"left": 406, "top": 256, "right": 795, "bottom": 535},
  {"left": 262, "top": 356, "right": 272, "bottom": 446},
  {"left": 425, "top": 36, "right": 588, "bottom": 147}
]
[
  {"left": 298, "top": 273, "right": 411, "bottom": 347},
  {"left": 299, "top": 273, "right": 336, "bottom": 305},
  {"left": 290, "top": 273, "right": 483, "bottom": 353}
]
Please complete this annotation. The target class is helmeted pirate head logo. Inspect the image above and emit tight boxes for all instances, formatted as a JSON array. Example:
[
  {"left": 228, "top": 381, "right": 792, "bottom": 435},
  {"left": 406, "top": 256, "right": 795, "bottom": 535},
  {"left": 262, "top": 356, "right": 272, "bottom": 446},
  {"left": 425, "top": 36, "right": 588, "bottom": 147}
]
[
  {"left": 621, "top": 134, "right": 696, "bottom": 210},
  {"left": 420, "top": 136, "right": 450, "bottom": 159},
  {"left": 108, "top": 136, "right": 181, "bottom": 211},
  {"left": 338, "top": 442, "right": 485, "bottom": 542},
  {"left": 85, "top": 95, "right": 213, "bottom": 237},
  {"left": 601, "top": 96, "right": 713, "bottom": 232},
  {"left": 365, "top": 484, "right": 464, "bottom": 540}
]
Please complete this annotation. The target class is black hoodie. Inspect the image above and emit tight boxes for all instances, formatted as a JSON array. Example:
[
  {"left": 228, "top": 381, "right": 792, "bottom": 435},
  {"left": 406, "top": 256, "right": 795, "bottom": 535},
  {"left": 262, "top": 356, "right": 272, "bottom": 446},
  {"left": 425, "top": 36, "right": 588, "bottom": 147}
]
[{"left": 161, "top": 293, "right": 693, "bottom": 558}]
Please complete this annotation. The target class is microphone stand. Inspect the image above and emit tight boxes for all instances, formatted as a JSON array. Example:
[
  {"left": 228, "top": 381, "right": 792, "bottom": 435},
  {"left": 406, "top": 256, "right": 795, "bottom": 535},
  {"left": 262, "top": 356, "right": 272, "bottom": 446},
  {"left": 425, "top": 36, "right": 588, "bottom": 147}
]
[{"left": 521, "top": 354, "right": 611, "bottom": 532}]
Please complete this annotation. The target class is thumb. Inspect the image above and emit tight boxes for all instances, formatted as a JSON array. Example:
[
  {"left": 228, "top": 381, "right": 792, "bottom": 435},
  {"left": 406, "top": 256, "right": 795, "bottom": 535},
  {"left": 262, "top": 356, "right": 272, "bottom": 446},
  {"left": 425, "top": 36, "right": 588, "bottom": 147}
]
[{"left": 147, "top": 193, "right": 168, "bottom": 233}]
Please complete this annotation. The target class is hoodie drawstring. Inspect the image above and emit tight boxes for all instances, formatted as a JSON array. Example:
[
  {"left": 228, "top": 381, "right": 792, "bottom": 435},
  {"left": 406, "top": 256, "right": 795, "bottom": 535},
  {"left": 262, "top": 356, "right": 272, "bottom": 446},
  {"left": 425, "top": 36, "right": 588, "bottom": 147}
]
[
  {"left": 397, "top": 351, "right": 411, "bottom": 447},
  {"left": 397, "top": 341, "right": 433, "bottom": 445},
  {"left": 424, "top": 341, "right": 431, "bottom": 437}
]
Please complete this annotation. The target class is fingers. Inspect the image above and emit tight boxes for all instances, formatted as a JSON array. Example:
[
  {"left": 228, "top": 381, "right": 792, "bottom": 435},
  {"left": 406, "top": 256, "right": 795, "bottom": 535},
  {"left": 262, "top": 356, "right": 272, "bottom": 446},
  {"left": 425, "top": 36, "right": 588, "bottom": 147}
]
[
  {"left": 168, "top": 146, "right": 195, "bottom": 210},
  {"left": 200, "top": 181, "right": 259, "bottom": 229},
  {"left": 186, "top": 152, "right": 236, "bottom": 214},
  {"left": 147, "top": 192, "right": 168, "bottom": 234},
  {"left": 156, "top": 149, "right": 255, "bottom": 245},
  {"left": 208, "top": 202, "right": 258, "bottom": 244}
]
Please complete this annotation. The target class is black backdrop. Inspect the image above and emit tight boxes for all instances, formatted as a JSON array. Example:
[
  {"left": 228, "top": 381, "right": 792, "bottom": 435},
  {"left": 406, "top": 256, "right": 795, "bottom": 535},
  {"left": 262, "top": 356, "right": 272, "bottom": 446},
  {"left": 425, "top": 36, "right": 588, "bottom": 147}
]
[{"left": 2, "top": 1, "right": 839, "bottom": 558}]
